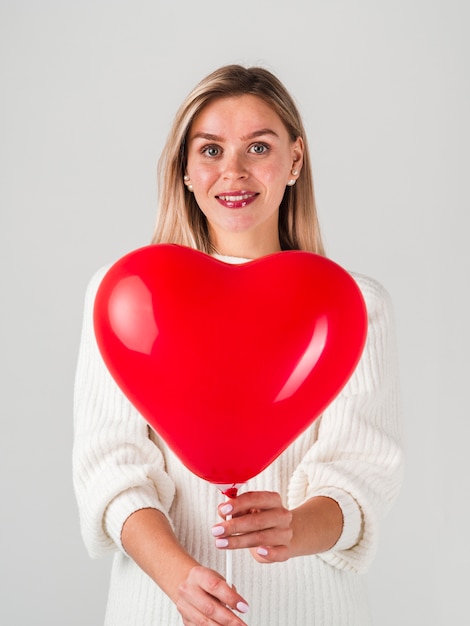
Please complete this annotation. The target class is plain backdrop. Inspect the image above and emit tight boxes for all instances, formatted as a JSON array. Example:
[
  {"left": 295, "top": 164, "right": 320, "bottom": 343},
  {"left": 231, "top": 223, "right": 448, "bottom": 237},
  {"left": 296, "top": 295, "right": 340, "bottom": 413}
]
[{"left": 1, "top": 1, "right": 468, "bottom": 624}]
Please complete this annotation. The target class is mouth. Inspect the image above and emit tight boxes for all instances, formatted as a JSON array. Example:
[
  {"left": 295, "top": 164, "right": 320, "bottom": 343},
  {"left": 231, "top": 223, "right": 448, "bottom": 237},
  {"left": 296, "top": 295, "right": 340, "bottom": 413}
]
[{"left": 215, "top": 191, "right": 258, "bottom": 209}]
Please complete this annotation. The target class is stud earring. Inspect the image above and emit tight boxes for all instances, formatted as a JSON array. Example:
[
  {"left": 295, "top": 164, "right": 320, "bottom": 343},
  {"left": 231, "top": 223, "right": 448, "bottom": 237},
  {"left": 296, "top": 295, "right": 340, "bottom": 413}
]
[
  {"left": 291, "top": 169, "right": 299, "bottom": 176},
  {"left": 183, "top": 175, "right": 193, "bottom": 192},
  {"left": 287, "top": 179, "right": 296, "bottom": 186}
]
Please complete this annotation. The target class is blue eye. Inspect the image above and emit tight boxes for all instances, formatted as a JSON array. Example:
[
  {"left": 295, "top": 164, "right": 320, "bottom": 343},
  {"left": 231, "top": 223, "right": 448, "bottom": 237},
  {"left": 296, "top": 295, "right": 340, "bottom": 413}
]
[
  {"left": 250, "top": 143, "right": 269, "bottom": 154},
  {"left": 202, "top": 145, "right": 221, "bottom": 157}
]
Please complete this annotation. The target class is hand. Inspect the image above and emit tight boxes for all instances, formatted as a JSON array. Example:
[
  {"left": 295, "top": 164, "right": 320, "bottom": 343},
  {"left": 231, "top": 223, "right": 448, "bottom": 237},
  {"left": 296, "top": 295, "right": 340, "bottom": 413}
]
[
  {"left": 176, "top": 565, "right": 249, "bottom": 625},
  {"left": 212, "top": 492, "right": 344, "bottom": 562},
  {"left": 212, "top": 491, "right": 294, "bottom": 563},
  {"left": 121, "top": 508, "right": 249, "bottom": 625}
]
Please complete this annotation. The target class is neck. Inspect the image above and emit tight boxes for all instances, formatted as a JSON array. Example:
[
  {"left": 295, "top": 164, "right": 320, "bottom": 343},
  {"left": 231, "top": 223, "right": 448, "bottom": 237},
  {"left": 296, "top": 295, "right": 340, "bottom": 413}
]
[{"left": 210, "top": 229, "right": 282, "bottom": 260}]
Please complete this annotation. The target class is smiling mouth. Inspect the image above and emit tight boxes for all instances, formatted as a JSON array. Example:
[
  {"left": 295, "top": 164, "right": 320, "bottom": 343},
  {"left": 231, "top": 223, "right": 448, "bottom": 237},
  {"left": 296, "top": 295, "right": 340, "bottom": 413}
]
[
  {"left": 217, "top": 193, "right": 256, "bottom": 202},
  {"left": 215, "top": 192, "right": 258, "bottom": 208}
]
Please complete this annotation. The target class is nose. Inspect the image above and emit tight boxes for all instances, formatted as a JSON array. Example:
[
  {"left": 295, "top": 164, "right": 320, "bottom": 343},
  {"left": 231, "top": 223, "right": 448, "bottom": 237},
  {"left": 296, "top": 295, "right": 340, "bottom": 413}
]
[{"left": 222, "top": 150, "right": 248, "bottom": 180}]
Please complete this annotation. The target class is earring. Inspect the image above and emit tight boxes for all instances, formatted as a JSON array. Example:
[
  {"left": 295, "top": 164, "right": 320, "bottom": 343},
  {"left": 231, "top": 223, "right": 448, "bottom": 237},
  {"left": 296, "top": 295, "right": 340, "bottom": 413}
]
[
  {"left": 183, "top": 175, "right": 193, "bottom": 192},
  {"left": 287, "top": 167, "right": 299, "bottom": 186}
]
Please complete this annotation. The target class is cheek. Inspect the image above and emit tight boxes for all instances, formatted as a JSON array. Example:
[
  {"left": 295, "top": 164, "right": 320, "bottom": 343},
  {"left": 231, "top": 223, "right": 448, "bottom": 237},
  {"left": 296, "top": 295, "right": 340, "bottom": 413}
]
[
  {"left": 190, "top": 168, "right": 217, "bottom": 192},
  {"left": 257, "top": 160, "right": 290, "bottom": 184},
  {"left": 261, "top": 167, "right": 290, "bottom": 199}
]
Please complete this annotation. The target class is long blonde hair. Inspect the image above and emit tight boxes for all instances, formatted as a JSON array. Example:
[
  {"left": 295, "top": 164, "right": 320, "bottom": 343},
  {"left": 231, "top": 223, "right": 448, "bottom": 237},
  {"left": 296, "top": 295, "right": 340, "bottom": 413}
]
[{"left": 152, "top": 65, "right": 325, "bottom": 255}]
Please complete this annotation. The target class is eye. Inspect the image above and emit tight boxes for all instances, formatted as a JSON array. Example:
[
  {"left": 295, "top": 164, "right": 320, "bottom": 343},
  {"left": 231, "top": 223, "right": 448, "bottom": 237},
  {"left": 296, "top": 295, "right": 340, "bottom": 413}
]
[
  {"left": 249, "top": 143, "right": 269, "bottom": 155},
  {"left": 201, "top": 145, "right": 221, "bottom": 157}
]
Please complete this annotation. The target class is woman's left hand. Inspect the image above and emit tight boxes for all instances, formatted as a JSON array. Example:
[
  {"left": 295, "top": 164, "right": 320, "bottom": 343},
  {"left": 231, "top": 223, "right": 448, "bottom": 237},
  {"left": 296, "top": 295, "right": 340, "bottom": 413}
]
[{"left": 211, "top": 491, "right": 294, "bottom": 563}]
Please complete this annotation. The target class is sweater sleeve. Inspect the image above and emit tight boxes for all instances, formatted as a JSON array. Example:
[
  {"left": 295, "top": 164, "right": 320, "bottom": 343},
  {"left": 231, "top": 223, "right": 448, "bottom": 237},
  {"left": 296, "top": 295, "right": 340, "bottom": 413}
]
[
  {"left": 72, "top": 268, "right": 176, "bottom": 559},
  {"left": 287, "top": 274, "right": 404, "bottom": 573}
]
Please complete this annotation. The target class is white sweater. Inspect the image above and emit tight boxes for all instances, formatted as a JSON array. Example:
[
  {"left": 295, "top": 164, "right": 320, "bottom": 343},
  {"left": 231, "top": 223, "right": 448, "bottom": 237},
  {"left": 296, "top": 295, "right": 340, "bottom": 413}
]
[{"left": 73, "top": 257, "right": 404, "bottom": 626}]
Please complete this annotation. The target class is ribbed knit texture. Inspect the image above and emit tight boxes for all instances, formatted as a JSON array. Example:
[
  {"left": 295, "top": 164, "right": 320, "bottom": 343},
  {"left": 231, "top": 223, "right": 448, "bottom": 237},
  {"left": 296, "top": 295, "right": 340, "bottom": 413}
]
[{"left": 73, "top": 258, "right": 404, "bottom": 626}]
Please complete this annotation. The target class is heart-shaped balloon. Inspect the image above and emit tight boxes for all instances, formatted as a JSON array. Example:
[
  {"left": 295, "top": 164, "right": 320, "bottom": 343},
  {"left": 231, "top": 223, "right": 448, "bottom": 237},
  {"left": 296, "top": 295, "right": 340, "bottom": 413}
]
[{"left": 94, "top": 244, "right": 367, "bottom": 486}]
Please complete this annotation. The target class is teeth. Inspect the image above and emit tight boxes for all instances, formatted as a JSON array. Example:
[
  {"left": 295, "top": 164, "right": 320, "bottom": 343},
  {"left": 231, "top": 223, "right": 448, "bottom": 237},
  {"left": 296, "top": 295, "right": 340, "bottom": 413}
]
[{"left": 218, "top": 194, "right": 253, "bottom": 201}]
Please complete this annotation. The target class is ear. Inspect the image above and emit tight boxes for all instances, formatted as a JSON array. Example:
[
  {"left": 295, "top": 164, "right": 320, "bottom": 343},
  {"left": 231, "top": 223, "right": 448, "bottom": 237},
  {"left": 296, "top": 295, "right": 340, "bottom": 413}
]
[{"left": 292, "top": 137, "right": 304, "bottom": 173}]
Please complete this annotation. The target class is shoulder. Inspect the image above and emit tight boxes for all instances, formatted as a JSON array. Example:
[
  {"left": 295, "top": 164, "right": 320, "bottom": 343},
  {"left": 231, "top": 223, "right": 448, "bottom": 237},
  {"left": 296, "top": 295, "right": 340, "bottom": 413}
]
[
  {"left": 350, "top": 271, "right": 390, "bottom": 302},
  {"left": 83, "top": 264, "right": 112, "bottom": 300},
  {"left": 349, "top": 271, "right": 394, "bottom": 319},
  {"left": 79, "top": 266, "right": 113, "bottom": 323},
  {"left": 347, "top": 271, "right": 397, "bottom": 346},
  {"left": 87, "top": 265, "right": 112, "bottom": 292}
]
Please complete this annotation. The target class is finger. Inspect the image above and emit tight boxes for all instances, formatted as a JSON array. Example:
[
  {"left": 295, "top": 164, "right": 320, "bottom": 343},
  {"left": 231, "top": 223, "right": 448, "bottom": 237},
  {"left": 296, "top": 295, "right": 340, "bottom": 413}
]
[
  {"left": 185, "top": 596, "right": 248, "bottom": 626},
  {"left": 200, "top": 572, "right": 249, "bottom": 613},
  {"left": 181, "top": 567, "right": 249, "bottom": 621},
  {"left": 225, "top": 491, "right": 283, "bottom": 516},
  {"left": 213, "top": 506, "right": 292, "bottom": 539},
  {"left": 177, "top": 594, "right": 247, "bottom": 626},
  {"left": 250, "top": 545, "right": 291, "bottom": 563},
  {"left": 218, "top": 500, "right": 235, "bottom": 519},
  {"left": 215, "top": 526, "right": 293, "bottom": 552}
]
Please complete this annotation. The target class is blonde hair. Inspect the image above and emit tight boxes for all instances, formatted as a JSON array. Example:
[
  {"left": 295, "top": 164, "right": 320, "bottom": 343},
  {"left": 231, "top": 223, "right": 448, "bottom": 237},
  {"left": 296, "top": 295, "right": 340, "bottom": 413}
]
[{"left": 152, "top": 65, "right": 325, "bottom": 255}]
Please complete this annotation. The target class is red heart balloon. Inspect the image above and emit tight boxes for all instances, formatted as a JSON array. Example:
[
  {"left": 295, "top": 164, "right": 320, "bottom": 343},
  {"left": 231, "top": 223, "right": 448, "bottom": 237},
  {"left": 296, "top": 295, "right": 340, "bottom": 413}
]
[{"left": 93, "top": 244, "right": 367, "bottom": 486}]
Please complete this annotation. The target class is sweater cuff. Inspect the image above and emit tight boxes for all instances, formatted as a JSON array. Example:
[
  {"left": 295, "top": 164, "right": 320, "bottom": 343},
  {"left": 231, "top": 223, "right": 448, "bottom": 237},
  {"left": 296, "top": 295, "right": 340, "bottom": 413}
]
[
  {"left": 312, "top": 487, "right": 363, "bottom": 551},
  {"left": 104, "top": 484, "right": 174, "bottom": 552}
]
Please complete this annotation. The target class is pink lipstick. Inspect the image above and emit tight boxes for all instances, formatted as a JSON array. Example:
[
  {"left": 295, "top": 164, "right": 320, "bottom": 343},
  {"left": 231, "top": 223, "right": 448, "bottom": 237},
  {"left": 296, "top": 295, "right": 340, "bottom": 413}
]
[{"left": 216, "top": 191, "right": 258, "bottom": 209}]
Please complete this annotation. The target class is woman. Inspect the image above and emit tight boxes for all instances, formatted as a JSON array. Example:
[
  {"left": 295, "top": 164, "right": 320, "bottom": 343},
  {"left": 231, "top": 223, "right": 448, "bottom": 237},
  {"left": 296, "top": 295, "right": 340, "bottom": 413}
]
[{"left": 73, "top": 65, "right": 404, "bottom": 625}]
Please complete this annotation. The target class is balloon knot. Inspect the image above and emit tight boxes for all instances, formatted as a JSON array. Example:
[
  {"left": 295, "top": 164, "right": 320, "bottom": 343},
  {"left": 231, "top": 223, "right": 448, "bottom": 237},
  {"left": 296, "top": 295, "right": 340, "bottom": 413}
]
[{"left": 222, "top": 487, "right": 239, "bottom": 498}]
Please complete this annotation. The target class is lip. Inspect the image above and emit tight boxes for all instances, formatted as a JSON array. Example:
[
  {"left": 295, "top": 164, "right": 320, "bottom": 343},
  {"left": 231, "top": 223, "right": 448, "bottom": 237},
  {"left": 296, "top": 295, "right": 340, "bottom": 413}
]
[{"left": 215, "top": 191, "right": 258, "bottom": 209}]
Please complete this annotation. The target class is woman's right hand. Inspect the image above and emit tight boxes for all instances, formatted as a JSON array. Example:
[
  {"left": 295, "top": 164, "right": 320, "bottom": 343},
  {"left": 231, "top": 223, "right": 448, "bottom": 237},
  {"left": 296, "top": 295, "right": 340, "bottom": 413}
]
[
  {"left": 176, "top": 565, "right": 249, "bottom": 625},
  {"left": 121, "top": 508, "right": 248, "bottom": 624}
]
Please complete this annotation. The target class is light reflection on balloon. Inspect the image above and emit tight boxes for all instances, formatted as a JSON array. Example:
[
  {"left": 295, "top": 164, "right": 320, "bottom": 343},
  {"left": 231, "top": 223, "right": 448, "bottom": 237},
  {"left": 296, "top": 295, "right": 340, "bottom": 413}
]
[
  {"left": 275, "top": 315, "right": 328, "bottom": 403},
  {"left": 108, "top": 276, "right": 158, "bottom": 354}
]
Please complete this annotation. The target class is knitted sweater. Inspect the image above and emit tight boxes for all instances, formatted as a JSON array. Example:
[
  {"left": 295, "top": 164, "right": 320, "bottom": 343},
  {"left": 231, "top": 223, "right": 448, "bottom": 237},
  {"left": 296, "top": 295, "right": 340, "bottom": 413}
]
[{"left": 73, "top": 256, "right": 404, "bottom": 626}]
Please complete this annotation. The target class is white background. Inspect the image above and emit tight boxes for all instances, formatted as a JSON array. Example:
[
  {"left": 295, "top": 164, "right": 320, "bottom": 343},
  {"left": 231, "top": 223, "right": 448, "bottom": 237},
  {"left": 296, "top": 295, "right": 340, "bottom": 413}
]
[{"left": 1, "top": 1, "right": 468, "bottom": 624}]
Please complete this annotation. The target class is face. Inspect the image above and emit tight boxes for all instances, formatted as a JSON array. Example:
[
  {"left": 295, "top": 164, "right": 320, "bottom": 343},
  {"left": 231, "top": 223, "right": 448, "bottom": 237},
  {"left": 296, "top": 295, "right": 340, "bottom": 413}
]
[{"left": 185, "top": 94, "right": 303, "bottom": 256}]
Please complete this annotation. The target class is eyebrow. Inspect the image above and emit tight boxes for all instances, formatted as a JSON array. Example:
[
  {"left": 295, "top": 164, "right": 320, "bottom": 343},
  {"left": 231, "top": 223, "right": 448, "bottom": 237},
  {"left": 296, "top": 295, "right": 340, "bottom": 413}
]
[{"left": 189, "top": 128, "right": 280, "bottom": 142}]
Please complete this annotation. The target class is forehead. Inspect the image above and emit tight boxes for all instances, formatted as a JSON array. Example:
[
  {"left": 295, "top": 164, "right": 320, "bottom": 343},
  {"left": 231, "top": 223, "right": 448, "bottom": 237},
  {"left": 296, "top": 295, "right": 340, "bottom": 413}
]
[{"left": 189, "top": 94, "right": 287, "bottom": 138}]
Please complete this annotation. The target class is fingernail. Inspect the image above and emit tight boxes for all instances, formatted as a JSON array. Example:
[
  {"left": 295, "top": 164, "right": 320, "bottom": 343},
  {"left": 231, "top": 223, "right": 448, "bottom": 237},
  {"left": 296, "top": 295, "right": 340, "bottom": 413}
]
[
  {"left": 216, "top": 538, "right": 229, "bottom": 548},
  {"left": 236, "top": 601, "right": 249, "bottom": 613},
  {"left": 220, "top": 503, "right": 233, "bottom": 516},
  {"left": 211, "top": 526, "right": 225, "bottom": 537},
  {"left": 257, "top": 547, "right": 268, "bottom": 556}
]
